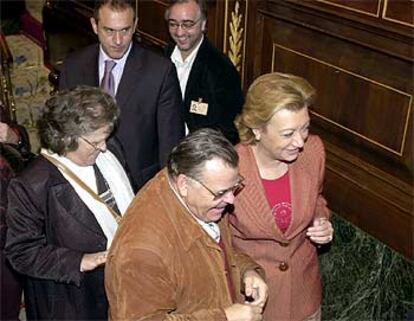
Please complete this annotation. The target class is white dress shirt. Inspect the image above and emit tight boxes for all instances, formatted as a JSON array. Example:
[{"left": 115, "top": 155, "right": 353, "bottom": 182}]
[{"left": 170, "top": 35, "right": 204, "bottom": 99}]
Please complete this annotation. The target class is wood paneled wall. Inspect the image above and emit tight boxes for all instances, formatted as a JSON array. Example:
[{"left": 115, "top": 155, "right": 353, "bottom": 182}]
[
  {"left": 246, "top": 0, "right": 413, "bottom": 258},
  {"left": 154, "top": 0, "right": 412, "bottom": 258}
]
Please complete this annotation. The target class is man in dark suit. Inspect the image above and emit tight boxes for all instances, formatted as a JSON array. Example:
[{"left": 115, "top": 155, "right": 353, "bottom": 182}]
[
  {"left": 60, "top": 0, "right": 184, "bottom": 191},
  {"left": 165, "top": 0, "right": 244, "bottom": 145}
]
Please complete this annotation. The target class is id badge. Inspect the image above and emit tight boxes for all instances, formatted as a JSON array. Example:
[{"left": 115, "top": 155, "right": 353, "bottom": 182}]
[{"left": 190, "top": 98, "right": 208, "bottom": 116}]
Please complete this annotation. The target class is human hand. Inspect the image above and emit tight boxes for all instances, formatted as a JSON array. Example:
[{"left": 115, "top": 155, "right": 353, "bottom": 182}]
[
  {"left": 0, "top": 122, "right": 19, "bottom": 144},
  {"left": 243, "top": 270, "right": 268, "bottom": 309},
  {"left": 224, "top": 303, "right": 263, "bottom": 321},
  {"left": 80, "top": 251, "right": 108, "bottom": 272},
  {"left": 306, "top": 217, "right": 334, "bottom": 244}
]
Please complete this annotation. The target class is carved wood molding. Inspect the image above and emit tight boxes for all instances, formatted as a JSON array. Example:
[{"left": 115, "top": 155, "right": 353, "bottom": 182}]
[{"left": 223, "top": 0, "right": 248, "bottom": 83}]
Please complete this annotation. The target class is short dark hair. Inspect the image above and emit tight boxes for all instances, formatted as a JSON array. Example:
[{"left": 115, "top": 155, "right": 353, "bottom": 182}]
[
  {"left": 168, "top": 128, "right": 238, "bottom": 180},
  {"left": 38, "top": 86, "right": 119, "bottom": 155},
  {"left": 93, "top": 0, "right": 135, "bottom": 21},
  {"left": 165, "top": 0, "right": 207, "bottom": 21}
]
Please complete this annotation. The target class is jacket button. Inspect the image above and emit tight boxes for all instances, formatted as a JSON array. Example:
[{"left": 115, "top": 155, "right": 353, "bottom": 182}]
[{"left": 279, "top": 262, "right": 289, "bottom": 271}]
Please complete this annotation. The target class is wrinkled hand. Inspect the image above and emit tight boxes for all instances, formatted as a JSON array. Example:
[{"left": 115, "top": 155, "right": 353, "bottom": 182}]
[
  {"left": 243, "top": 270, "right": 268, "bottom": 309},
  {"left": 80, "top": 251, "right": 107, "bottom": 272},
  {"left": 306, "top": 217, "right": 334, "bottom": 244},
  {"left": 0, "top": 122, "right": 19, "bottom": 144},
  {"left": 224, "top": 303, "right": 263, "bottom": 321}
]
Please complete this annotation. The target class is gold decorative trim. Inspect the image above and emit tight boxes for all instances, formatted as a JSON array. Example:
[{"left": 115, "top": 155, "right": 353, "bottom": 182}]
[
  {"left": 315, "top": 0, "right": 381, "bottom": 17},
  {"left": 382, "top": 0, "right": 414, "bottom": 28},
  {"left": 228, "top": 1, "right": 244, "bottom": 72},
  {"left": 271, "top": 43, "right": 412, "bottom": 156},
  {"left": 224, "top": 0, "right": 248, "bottom": 84}
]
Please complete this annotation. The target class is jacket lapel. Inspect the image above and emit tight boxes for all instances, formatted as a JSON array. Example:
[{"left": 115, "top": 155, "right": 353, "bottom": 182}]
[
  {"left": 115, "top": 43, "right": 144, "bottom": 110},
  {"left": 184, "top": 37, "right": 206, "bottom": 104},
  {"left": 287, "top": 156, "right": 313, "bottom": 237},
  {"left": 237, "top": 145, "right": 285, "bottom": 241},
  {"left": 44, "top": 157, "right": 106, "bottom": 237},
  {"left": 182, "top": 38, "right": 207, "bottom": 126},
  {"left": 83, "top": 45, "right": 100, "bottom": 87}
]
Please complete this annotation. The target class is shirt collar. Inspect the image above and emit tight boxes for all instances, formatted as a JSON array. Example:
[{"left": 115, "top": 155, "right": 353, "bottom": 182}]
[
  {"left": 167, "top": 173, "right": 221, "bottom": 243},
  {"left": 171, "top": 35, "right": 204, "bottom": 66},
  {"left": 98, "top": 42, "right": 132, "bottom": 70}
]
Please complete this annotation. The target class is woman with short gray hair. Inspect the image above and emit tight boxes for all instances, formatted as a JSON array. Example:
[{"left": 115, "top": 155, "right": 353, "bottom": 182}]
[{"left": 5, "top": 86, "right": 134, "bottom": 320}]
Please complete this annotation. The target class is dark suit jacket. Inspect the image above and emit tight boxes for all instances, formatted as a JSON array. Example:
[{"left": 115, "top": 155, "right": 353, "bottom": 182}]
[
  {"left": 60, "top": 42, "right": 184, "bottom": 191},
  {"left": 166, "top": 37, "right": 244, "bottom": 144},
  {"left": 5, "top": 156, "right": 109, "bottom": 320}
]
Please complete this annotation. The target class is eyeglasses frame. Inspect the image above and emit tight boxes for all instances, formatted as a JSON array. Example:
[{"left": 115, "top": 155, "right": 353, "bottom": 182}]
[
  {"left": 80, "top": 136, "right": 105, "bottom": 152},
  {"left": 167, "top": 17, "right": 202, "bottom": 31},
  {"left": 188, "top": 174, "right": 245, "bottom": 201}
]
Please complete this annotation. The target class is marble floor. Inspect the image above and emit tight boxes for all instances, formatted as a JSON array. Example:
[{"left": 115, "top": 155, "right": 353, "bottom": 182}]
[{"left": 320, "top": 214, "right": 414, "bottom": 321}]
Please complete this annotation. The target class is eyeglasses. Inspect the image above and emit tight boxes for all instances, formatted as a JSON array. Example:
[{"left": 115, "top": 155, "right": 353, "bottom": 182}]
[
  {"left": 167, "top": 17, "right": 202, "bottom": 30},
  {"left": 189, "top": 175, "right": 245, "bottom": 201},
  {"left": 80, "top": 136, "right": 105, "bottom": 152}
]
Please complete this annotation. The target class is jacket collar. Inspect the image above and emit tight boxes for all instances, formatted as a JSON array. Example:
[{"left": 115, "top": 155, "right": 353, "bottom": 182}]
[
  {"left": 115, "top": 42, "right": 144, "bottom": 108},
  {"left": 160, "top": 170, "right": 221, "bottom": 252},
  {"left": 38, "top": 155, "right": 107, "bottom": 237},
  {"left": 235, "top": 144, "right": 312, "bottom": 241}
]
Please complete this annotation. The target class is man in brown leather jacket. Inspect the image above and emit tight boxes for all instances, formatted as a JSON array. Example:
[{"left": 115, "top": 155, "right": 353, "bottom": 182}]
[{"left": 106, "top": 128, "right": 268, "bottom": 321}]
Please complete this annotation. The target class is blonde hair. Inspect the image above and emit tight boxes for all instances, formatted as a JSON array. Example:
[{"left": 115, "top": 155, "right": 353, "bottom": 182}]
[{"left": 235, "top": 72, "right": 316, "bottom": 144}]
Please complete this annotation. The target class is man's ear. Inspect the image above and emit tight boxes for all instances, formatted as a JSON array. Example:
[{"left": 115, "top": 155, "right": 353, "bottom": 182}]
[
  {"left": 90, "top": 17, "right": 98, "bottom": 35},
  {"left": 201, "top": 19, "right": 207, "bottom": 33},
  {"left": 176, "top": 174, "right": 189, "bottom": 198}
]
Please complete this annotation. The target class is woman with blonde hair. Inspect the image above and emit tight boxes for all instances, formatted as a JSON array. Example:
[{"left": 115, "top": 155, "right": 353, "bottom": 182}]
[{"left": 230, "top": 72, "right": 334, "bottom": 321}]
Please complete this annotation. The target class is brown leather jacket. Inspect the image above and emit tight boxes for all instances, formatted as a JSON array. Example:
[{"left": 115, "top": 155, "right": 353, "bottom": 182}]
[{"left": 106, "top": 169, "right": 264, "bottom": 321}]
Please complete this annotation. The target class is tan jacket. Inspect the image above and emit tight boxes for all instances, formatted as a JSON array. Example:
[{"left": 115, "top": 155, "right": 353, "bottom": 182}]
[
  {"left": 230, "top": 135, "right": 330, "bottom": 321},
  {"left": 105, "top": 169, "right": 263, "bottom": 321}
]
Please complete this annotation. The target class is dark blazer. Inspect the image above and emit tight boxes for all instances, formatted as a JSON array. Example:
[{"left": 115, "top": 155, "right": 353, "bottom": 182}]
[
  {"left": 5, "top": 156, "right": 110, "bottom": 320},
  {"left": 166, "top": 37, "right": 244, "bottom": 144},
  {"left": 60, "top": 42, "right": 184, "bottom": 191}
]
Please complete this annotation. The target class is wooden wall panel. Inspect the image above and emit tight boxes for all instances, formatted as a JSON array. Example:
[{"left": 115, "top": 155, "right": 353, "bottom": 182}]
[
  {"left": 271, "top": 44, "right": 411, "bottom": 158},
  {"left": 383, "top": 0, "right": 414, "bottom": 26},
  {"left": 137, "top": 0, "right": 169, "bottom": 48},
  {"left": 315, "top": 0, "right": 381, "bottom": 16},
  {"left": 256, "top": 3, "right": 413, "bottom": 257}
]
